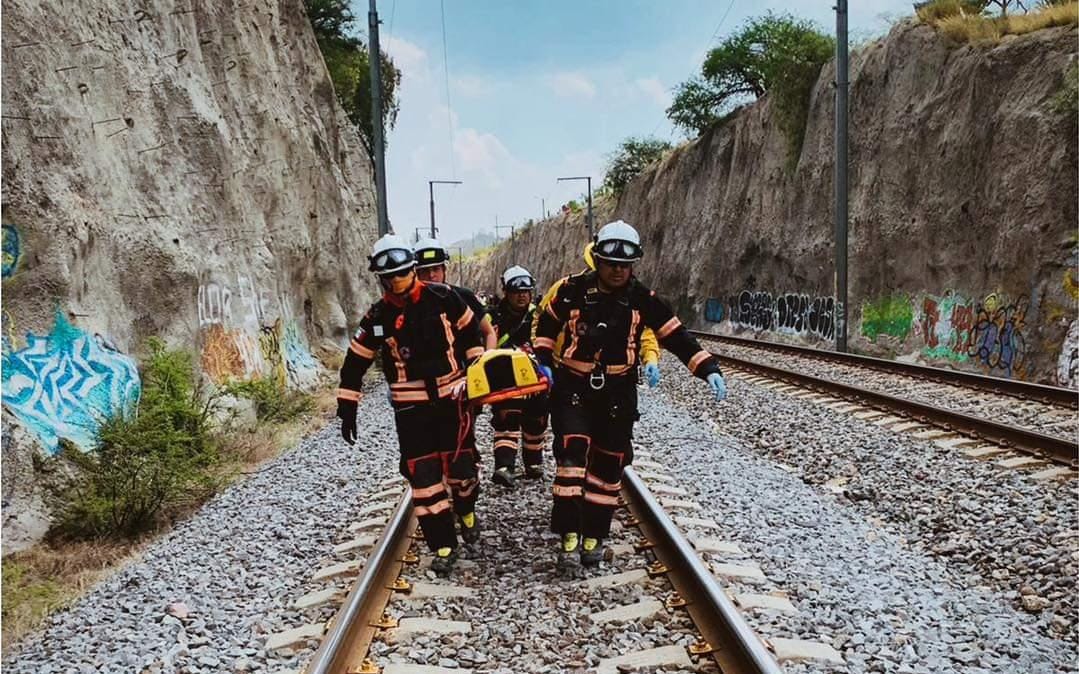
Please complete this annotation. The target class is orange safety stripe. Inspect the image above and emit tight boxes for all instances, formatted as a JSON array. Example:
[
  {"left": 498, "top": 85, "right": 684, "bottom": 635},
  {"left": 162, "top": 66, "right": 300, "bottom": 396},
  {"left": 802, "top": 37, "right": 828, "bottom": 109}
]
[
  {"left": 386, "top": 337, "right": 408, "bottom": 382},
  {"left": 553, "top": 484, "right": 583, "bottom": 497},
  {"left": 586, "top": 473, "right": 622, "bottom": 491},
  {"left": 412, "top": 483, "right": 447, "bottom": 499},
  {"left": 455, "top": 482, "right": 478, "bottom": 498},
  {"left": 349, "top": 339, "right": 377, "bottom": 359},
  {"left": 391, "top": 390, "right": 429, "bottom": 402},
  {"left": 413, "top": 499, "right": 452, "bottom": 517},
  {"left": 545, "top": 302, "right": 560, "bottom": 321},
  {"left": 583, "top": 491, "right": 620, "bottom": 506},
  {"left": 456, "top": 306, "right": 475, "bottom": 330},
  {"left": 555, "top": 465, "right": 586, "bottom": 478},
  {"left": 390, "top": 371, "right": 465, "bottom": 390},
  {"left": 388, "top": 372, "right": 466, "bottom": 402},
  {"left": 688, "top": 350, "right": 711, "bottom": 374},
  {"left": 534, "top": 336, "right": 555, "bottom": 350},
  {"left": 564, "top": 309, "right": 581, "bottom": 359},
  {"left": 441, "top": 314, "right": 458, "bottom": 377},
  {"left": 656, "top": 316, "right": 682, "bottom": 339},
  {"left": 465, "top": 346, "right": 484, "bottom": 360},
  {"left": 562, "top": 434, "right": 591, "bottom": 448},
  {"left": 523, "top": 440, "right": 544, "bottom": 450},
  {"left": 337, "top": 388, "right": 362, "bottom": 402},
  {"left": 625, "top": 309, "right": 640, "bottom": 365}
]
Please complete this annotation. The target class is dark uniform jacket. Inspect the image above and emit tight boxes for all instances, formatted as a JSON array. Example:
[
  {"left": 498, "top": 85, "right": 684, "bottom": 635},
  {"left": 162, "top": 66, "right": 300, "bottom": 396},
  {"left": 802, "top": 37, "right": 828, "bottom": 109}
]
[
  {"left": 490, "top": 299, "right": 536, "bottom": 350},
  {"left": 338, "top": 280, "right": 484, "bottom": 405},
  {"left": 533, "top": 271, "right": 720, "bottom": 380}
]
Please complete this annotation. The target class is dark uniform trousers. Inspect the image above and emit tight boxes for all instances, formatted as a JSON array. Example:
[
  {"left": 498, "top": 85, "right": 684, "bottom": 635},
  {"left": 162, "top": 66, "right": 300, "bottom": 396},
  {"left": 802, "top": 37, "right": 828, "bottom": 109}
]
[
  {"left": 490, "top": 393, "right": 549, "bottom": 471},
  {"left": 394, "top": 398, "right": 480, "bottom": 551},
  {"left": 549, "top": 371, "right": 637, "bottom": 539}
]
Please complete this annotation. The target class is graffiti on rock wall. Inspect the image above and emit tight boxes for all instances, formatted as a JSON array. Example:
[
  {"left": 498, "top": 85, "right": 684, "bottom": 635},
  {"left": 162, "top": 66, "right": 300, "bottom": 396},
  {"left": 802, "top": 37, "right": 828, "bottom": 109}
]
[
  {"left": 197, "top": 277, "right": 320, "bottom": 388},
  {"left": 968, "top": 293, "right": 1027, "bottom": 378},
  {"left": 1058, "top": 320, "right": 1078, "bottom": 388},
  {"left": 1, "top": 311, "right": 140, "bottom": 454},
  {"left": 860, "top": 295, "right": 913, "bottom": 342},
  {"left": 918, "top": 291, "right": 976, "bottom": 362},
  {"left": 704, "top": 298, "right": 724, "bottom": 323},
  {"left": 727, "top": 290, "right": 834, "bottom": 339},
  {"left": 2, "top": 225, "right": 21, "bottom": 279}
]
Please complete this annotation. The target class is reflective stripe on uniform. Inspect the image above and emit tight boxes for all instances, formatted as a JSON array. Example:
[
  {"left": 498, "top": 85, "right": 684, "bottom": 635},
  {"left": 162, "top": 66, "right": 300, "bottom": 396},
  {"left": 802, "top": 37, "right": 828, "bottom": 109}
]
[
  {"left": 583, "top": 491, "right": 620, "bottom": 506},
  {"left": 456, "top": 307, "right": 475, "bottom": 330},
  {"left": 555, "top": 465, "right": 586, "bottom": 478},
  {"left": 553, "top": 484, "right": 583, "bottom": 497},
  {"left": 412, "top": 483, "right": 447, "bottom": 499},
  {"left": 586, "top": 473, "right": 621, "bottom": 491},
  {"left": 337, "top": 388, "right": 362, "bottom": 402},
  {"left": 688, "top": 350, "right": 711, "bottom": 373},
  {"left": 350, "top": 339, "right": 377, "bottom": 359},
  {"left": 413, "top": 499, "right": 451, "bottom": 516},
  {"left": 656, "top": 316, "right": 682, "bottom": 339}
]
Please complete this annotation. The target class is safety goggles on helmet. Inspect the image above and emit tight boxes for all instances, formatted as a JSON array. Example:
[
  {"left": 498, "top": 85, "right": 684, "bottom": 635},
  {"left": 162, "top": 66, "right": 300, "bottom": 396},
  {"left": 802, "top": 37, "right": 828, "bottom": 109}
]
[
  {"left": 369, "top": 247, "right": 414, "bottom": 274},
  {"left": 593, "top": 238, "right": 642, "bottom": 262},
  {"left": 504, "top": 275, "right": 535, "bottom": 291}
]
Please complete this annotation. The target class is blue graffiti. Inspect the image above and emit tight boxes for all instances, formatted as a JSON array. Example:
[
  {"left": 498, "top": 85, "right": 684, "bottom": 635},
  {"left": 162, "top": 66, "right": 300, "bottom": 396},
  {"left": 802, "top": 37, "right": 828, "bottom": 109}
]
[
  {"left": 1, "top": 311, "right": 140, "bottom": 453},
  {"left": 282, "top": 320, "right": 319, "bottom": 387},
  {"left": 704, "top": 298, "right": 725, "bottom": 323},
  {"left": 2, "top": 224, "right": 20, "bottom": 278}
]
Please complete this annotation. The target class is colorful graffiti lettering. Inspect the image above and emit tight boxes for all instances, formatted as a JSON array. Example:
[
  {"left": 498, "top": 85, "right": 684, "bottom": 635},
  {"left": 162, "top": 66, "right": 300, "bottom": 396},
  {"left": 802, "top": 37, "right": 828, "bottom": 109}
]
[
  {"left": 259, "top": 322, "right": 287, "bottom": 388},
  {"left": 918, "top": 291, "right": 976, "bottom": 362},
  {"left": 200, "top": 324, "right": 246, "bottom": 383},
  {"left": 282, "top": 319, "right": 319, "bottom": 388},
  {"left": 704, "top": 298, "right": 724, "bottom": 323},
  {"left": 728, "top": 290, "right": 834, "bottom": 339},
  {"left": 860, "top": 295, "right": 913, "bottom": 342},
  {"left": 2, "top": 224, "right": 21, "bottom": 279},
  {"left": 1, "top": 311, "right": 140, "bottom": 454},
  {"left": 1058, "top": 320, "right": 1078, "bottom": 388},
  {"left": 968, "top": 293, "right": 1027, "bottom": 378}
]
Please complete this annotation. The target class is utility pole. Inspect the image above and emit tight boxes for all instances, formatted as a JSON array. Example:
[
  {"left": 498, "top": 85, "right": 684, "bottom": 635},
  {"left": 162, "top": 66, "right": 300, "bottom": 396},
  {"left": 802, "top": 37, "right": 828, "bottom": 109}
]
[
  {"left": 369, "top": 0, "right": 390, "bottom": 236},
  {"left": 428, "top": 179, "right": 462, "bottom": 238},
  {"left": 413, "top": 227, "right": 425, "bottom": 243},
  {"left": 834, "top": 0, "right": 849, "bottom": 353},
  {"left": 495, "top": 223, "right": 516, "bottom": 257},
  {"left": 557, "top": 176, "right": 594, "bottom": 237}
]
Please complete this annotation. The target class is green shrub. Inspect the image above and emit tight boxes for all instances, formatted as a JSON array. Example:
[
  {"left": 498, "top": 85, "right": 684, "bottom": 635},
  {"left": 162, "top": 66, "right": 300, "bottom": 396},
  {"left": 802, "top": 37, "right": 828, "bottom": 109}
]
[
  {"left": 667, "top": 13, "right": 834, "bottom": 166},
  {"left": 604, "top": 137, "right": 674, "bottom": 194},
  {"left": 916, "top": 0, "right": 988, "bottom": 22},
  {"left": 50, "top": 339, "right": 220, "bottom": 539},
  {"left": 1051, "top": 62, "right": 1079, "bottom": 118},
  {"left": 227, "top": 378, "right": 314, "bottom": 424}
]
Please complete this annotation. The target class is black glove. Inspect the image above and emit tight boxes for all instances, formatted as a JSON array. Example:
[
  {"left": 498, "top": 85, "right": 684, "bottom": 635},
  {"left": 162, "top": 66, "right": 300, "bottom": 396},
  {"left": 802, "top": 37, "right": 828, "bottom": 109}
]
[{"left": 337, "top": 399, "right": 358, "bottom": 445}]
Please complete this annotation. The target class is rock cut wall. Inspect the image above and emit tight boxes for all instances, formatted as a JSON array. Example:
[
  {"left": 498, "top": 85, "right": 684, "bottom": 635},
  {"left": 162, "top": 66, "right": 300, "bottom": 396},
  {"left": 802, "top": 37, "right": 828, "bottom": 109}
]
[
  {"left": 462, "top": 21, "right": 1078, "bottom": 387},
  {"left": 1, "top": 0, "right": 379, "bottom": 549}
]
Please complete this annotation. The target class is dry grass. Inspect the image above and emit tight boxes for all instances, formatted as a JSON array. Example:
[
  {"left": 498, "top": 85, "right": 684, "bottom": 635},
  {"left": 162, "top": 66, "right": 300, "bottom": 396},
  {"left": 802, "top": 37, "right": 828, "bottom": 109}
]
[
  {"left": 2, "top": 539, "right": 148, "bottom": 646},
  {"left": 3, "top": 383, "right": 338, "bottom": 650},
  {"left": 923, "top": 2, "right": 1078, "bottom": 44}
]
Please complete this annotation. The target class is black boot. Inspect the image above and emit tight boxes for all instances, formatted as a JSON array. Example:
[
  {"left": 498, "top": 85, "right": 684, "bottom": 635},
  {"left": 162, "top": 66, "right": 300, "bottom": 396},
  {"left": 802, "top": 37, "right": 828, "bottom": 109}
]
[
  {"left": 458, "top": 512, "right": 481, "bottom": 545},
  {"left": 492, "top": 466, "right": 516, "bottom": 489},
  {"left": 580, "top": 537, "right": 604, "bottom": 567},
  {"left": 430, "top": 547, "right": 459, "bottom": 576},
  {"left": 523, "top": 464, "right": 543, "bottom": 479}
]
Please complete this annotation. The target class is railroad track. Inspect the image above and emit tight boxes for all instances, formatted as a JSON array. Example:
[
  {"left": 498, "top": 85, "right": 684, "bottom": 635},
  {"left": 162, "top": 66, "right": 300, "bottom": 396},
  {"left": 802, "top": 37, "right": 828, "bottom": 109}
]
[
  {"left": 692, "top": 331, "right": 1078, "bottom": 472},
  {"left": 282, "top": 464, "right": 793, "bottom": 674}
]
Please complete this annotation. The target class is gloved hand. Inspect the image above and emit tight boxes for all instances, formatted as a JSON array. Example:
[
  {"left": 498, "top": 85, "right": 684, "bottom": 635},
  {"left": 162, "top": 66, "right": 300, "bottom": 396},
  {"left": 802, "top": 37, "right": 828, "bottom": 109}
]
[
  {"left": 538, "top": 364, "right": 553, "bottom": 385},
  {"left": 706, "top": 372, "right": 727, "bottom": 402},
  {"left": 337, "top": 399, "right": 358, "bottom": 445},
  {"left": 643, "top": 362, "right": 660, "bottom": 388}
]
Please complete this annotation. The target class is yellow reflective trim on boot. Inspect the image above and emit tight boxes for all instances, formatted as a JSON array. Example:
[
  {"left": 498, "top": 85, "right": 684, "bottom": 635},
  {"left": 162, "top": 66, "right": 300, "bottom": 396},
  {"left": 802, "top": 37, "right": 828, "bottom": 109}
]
[
  {"left": 461, "top": 512, "right": 476, "bottom": 528},
  {"left": 562, "top": 533, "right": 579, "bottom": 553},
  {"left": 582, "top": 537, "right": 599, "bottom": 552},
  {"left": 436, "top": 547, "right": 453, "bottom": 558}
]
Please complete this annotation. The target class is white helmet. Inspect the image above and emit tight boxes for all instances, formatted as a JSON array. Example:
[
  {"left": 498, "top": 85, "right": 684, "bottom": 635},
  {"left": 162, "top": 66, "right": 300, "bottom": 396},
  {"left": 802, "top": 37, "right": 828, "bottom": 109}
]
[
  {"left": 369, "top": 234, "right": 416, "bottom": 274},
  {"left": 413, "top": 236, "right": 449, "bottom": 269},
  {"left": 593, "top": 220, "right": 643, "bottom": 263},
  {"left": 501, "top": 265, "right": 535, "bottom": 291}
]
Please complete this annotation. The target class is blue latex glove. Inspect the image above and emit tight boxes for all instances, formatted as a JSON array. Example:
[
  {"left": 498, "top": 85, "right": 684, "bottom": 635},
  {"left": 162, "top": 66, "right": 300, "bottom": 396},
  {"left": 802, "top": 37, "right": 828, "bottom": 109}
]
[
  {"left": 707, "top": 372, "right": 727, "bottom": 401},
  {"left": 643, "top": 362, "right": 660, "bottom": 388},
  {"left": 539, "top": 364, "right": 553, "bottom": 385}
]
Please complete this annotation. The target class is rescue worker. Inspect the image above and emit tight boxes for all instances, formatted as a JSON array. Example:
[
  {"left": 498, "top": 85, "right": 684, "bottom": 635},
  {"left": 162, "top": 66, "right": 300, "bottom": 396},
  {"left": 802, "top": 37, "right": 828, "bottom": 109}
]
[
  {"left": 534, "top": 220, "right": 728, "bottom": 568},
  {"left": 413, "top": 237, "right": 495, "bottom": 500},
  {"left": 535, "top": 242, "right": 661, "bottom": 387},
  {"left": 412, "top": 236, "right": 497, "bottom": 350},
  {"left": 337, "top": 234, "right": 485, "bottom": 575},
  {"left": 487, "top": 265, "right": 548, "bottom": 487}
]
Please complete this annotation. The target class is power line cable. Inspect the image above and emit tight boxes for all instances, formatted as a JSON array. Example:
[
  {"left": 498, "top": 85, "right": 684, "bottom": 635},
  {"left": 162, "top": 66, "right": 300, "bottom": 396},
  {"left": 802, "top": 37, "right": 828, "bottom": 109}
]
[
  {"left": 440, "top": 0, "right": 457, "bottom": 180},
  {"left": 709, "top": 0, "right": 738, "bottom": 45}
]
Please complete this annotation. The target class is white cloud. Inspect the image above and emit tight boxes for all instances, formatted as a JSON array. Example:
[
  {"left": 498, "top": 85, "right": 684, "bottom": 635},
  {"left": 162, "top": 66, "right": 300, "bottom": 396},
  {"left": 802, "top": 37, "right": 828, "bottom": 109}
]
[
  {"left": 454, "top": 128, "right": 511, "bottom": 173},
  {"left": 383, "top": 36, "right": 428, "bottom": 79},
  {"left": 453, "top": 75, "right": 493, "bottom": 97},
  {"left": 635, "top": 77, "right": 670, "bottom": 108},
  {"left": 545, "top": 72, "right": 596, "bottom": 99}
]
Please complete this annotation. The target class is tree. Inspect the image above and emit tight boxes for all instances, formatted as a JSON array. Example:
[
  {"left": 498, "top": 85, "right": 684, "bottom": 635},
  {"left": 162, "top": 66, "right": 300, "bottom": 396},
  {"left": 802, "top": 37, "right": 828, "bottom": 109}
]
[
  {"left": 667, "top": 13, "right": 834, "bottom": 164},
  {"left": 303, "top": 0, "right": 401, "bottom": 167},
  {"left": 604, "top": 137, "right": 674, "bottom": 194}
]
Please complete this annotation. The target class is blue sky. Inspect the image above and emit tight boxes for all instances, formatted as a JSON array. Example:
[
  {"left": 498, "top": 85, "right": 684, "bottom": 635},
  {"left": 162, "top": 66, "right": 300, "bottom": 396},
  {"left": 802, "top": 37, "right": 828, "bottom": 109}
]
[{"left": 373, "top": 1, "right": 915, "bottom": 245}]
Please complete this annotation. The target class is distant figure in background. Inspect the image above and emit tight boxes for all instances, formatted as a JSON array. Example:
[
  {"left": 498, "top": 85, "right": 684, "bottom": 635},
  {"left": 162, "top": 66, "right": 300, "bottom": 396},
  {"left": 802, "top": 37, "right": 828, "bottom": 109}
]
[{"left": 487, "top": 265, "right": 549, "bottom": 488}]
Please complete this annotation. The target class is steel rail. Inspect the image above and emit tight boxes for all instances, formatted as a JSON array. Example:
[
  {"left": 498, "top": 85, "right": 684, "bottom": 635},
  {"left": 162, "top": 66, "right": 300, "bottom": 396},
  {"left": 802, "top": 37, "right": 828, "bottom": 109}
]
[
  {"left": 621, "top": 467, "right": 782, "bottom": 674},
  {"left": 305, "top": 490, "right": 415, "bottom": 674},
  {"left": 718, "top": 352, "right": 1078, "bottom": 466},
  {"left": 691, "top": 331, "right": 1078, "bottom": 409}
]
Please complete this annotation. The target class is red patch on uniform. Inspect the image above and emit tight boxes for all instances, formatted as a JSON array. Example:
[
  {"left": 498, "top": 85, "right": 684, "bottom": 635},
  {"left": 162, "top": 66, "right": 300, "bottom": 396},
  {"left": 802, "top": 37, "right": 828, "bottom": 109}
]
[{"left": 395, "top": 314, "right": 405, "bottom": 330}]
